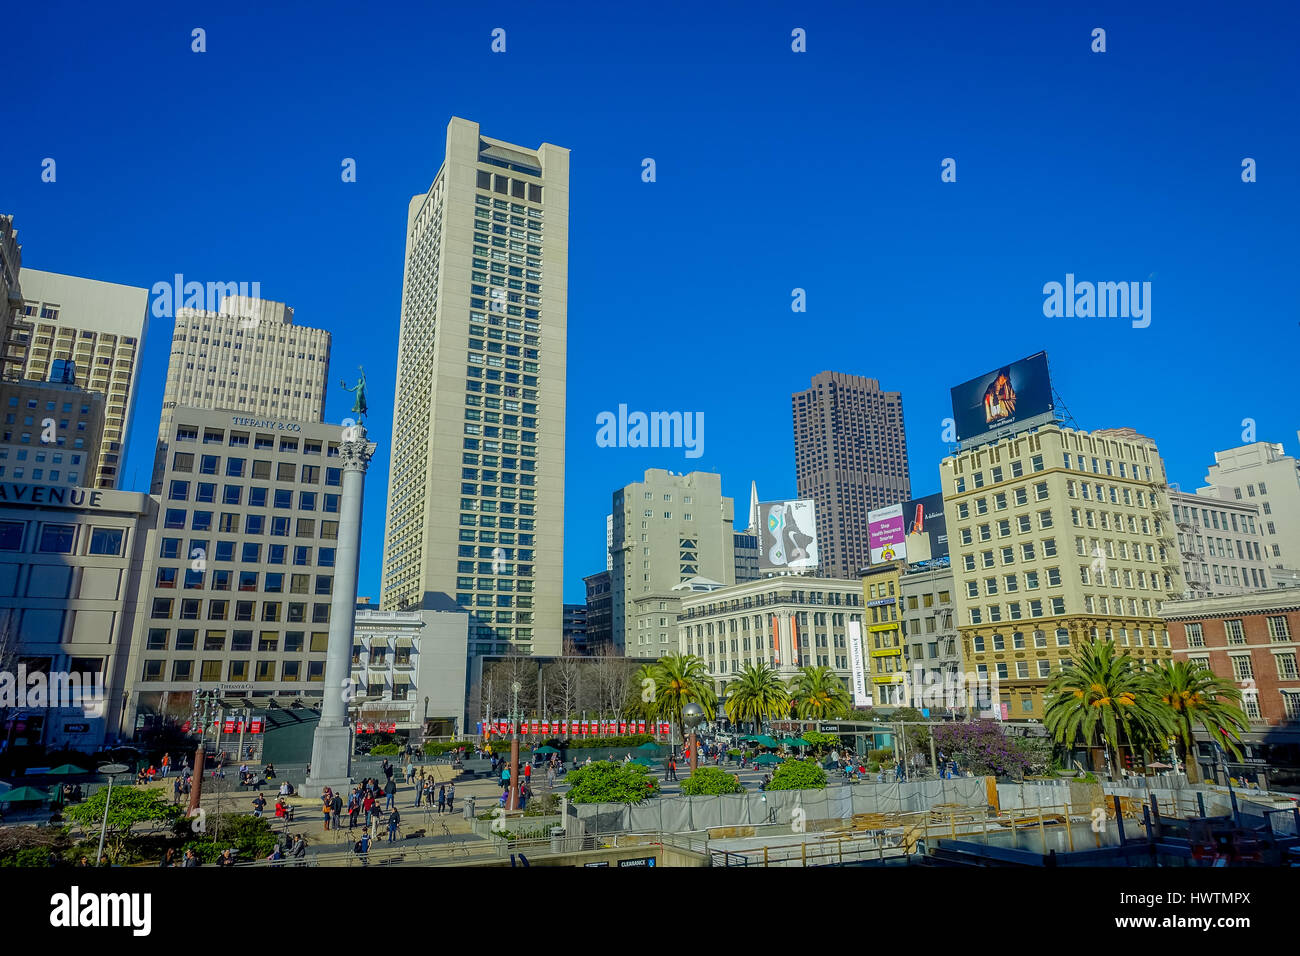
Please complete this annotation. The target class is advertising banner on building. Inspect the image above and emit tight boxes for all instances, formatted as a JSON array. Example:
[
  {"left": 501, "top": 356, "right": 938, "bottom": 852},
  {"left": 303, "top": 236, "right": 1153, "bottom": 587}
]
[
  {"left": 949, "top": 351, "right": 1054, "bottom": 442},
  {"left": 847, "top": 620, "right": 871, "bottom": 708},
  {"left": 902, "top": 491, "right": 949, "bottom": 562},
  {"left": 868, "top": 503, "right": 906, "bottom": 564},
  {"left": 758, "top": 499, "right": 819, "bottom": 570}
]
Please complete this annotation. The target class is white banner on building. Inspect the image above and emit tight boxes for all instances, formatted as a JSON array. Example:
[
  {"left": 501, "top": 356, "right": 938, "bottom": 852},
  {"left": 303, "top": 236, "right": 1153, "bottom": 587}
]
[{"left": 847, "top": 620, "right": 870, "bottom": 708}]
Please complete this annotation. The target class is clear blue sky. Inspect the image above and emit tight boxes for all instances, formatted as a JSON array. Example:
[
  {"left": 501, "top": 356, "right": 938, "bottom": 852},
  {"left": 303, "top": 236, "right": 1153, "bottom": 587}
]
[{"left": 5, "top": 1, "right": 1297, "bottom": 605}]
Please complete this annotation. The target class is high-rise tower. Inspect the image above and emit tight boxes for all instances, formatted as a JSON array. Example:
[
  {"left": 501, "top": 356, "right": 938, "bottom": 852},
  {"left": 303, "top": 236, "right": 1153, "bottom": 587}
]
[
  {"left": 381, "top": 118, "right": 569, "bottom": 661},
  {"left": 792, "top": 372, "right": 910, "bottom": 578}
]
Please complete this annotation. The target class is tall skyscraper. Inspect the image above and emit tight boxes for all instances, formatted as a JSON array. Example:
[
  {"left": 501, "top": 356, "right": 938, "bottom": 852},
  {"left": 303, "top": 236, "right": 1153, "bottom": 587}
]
[
  {"left": 792, "top": 371, "right": 910, "bottom": 578},
  {"left": 152, "top": 295, "right": 330, "bottom": 491},
  {"left": 381, "top": 117, "right": 569, "bottom": 662},
  {"left": 610, "top": 469, "right": 736, "bottom": 658},
  {"left": 17, "top": 269, "right": 148, "bottom": 489}
]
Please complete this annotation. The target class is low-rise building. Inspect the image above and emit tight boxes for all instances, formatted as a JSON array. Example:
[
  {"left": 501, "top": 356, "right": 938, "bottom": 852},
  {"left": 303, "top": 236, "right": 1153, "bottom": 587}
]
[
  {"left": 1169, "top": 488, "right": 1271, "bottom": 596},
  {"left": 0, "top": 379, "right": 104, "bottom": 488},
  {"left": 0, "top": 483, "right": 155, "bottom": 750},
  {"left": 677, "top": 576, "right": 863, "bottom": 698},
  {"left": 1162, "top": 588, "right": 1300, "bottom": 783}
]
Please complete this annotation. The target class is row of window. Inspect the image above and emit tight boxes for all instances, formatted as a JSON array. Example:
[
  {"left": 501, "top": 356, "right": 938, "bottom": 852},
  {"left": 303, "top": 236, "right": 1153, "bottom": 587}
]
[
  {"left": 1184, "top": 616, "right": 1292, "bottom": 646},
  {"left": 141, "top": 658, "right": 324, "bottom": 683},
  {"left": 0, "top": 521, "right": 123, "bottom": 555},
  {"left": 171, "top": 452, "right": 340, "bottom": 484},
  {"left": 150, "top": 598, "right": 331, "bottom": 623},
  {"left": 155, "top": 567, "right": 332, "bottom": 594},
  {"left": 173, "top": 430, "right": 336, "bottom": 456},
  {"left": 161, "top": 509, "right": 339, "bottom": 538}
]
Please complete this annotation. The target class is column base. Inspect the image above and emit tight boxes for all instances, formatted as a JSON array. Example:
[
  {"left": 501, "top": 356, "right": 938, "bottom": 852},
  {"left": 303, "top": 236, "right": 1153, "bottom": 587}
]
[{"left": 302, "top": 724, "right": 352, "bottom": 798}]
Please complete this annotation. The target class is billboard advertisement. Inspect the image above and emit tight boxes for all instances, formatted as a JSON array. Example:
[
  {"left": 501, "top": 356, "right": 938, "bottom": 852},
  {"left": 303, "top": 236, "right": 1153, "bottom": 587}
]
[
  {"left": 949, "top": 351, "right": 1054, "bottom": 442},
  {"left": 868, "top": 503, "right": 906, "bottom": 564},
  {"left": 902, "top": 492, "right": 949, "bottom": 563},
  {"left": 847, "top": 620, "right": 871, "bottom": 708},
  {"left": 758, "top": 499, "right": 819, "bottom": 571}
]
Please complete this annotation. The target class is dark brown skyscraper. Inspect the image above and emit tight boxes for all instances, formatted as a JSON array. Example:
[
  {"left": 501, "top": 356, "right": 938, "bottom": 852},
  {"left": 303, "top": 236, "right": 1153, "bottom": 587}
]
[{"left": 792, "top": 372, "right": 911, "bottom": 578}]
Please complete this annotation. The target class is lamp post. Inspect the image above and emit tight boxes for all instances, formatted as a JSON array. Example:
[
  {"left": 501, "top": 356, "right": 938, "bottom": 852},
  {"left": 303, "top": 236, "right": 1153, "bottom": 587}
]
[
  {"left": 683, "top": 702, "right": 704, "bottom": 777},
  {"left": 188, "top": 689, "right": 220, "bottom": 817},
  {"left": 94, "top": 762, "right": 129, "bottom": 866},
  {"left": 509, "top": 681, "right": 522, "bottom": 812}
]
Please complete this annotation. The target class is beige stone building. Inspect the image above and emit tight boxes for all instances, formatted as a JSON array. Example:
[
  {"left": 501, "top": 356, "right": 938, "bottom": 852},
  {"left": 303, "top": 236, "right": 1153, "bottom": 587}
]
[
  {"left": 16, "top": 269, "right": 148, "bottom": 489},
  {"left": 124, "top": 406, "right": 347, "bottom": 733},
  {"left": 1168, "top": 488, "right": 1271, "bottom": 597},
  {"left": 0, "top": 483, "right": 155, "bottom": 750},
  {"left": 153, "top": 295, "right": 330, "bottom": 492},
  {"left": 941, "top": 425, "right": 1181, "bottom": 719},
  {"left": 381, "top": 117, "right": 569, "bottom": 663},
  {"left": 0, "top": 380, "right": 105, "bottom": 487},
  {"left": 678, "top": 577, "right": 862, "bottom": 697},
  {"left": 611, "top": 469, "right": 737, "bottom": 658}
]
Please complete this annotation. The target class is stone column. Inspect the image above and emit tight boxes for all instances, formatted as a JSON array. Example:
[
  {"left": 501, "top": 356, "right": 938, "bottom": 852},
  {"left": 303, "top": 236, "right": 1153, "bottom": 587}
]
[{"left": 304, "top": 424, "right": 374, "bottom": 797}]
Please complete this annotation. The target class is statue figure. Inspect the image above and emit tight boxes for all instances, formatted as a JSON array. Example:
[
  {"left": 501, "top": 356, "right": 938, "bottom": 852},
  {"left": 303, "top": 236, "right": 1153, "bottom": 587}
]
[{"left": 340, "top": 366, "right": 368, "bottom": 420}]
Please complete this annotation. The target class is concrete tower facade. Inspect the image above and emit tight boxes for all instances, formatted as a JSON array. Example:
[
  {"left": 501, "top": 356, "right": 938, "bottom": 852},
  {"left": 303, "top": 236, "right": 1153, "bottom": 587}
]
[
  {"left": 380, "top": 117, "right": 569, "bottom": 663},
  {"left": 792, "top": 372, "right": 910, "bottom": 579},
  {"left": 16, "top": 269, "right": 148, "bottom": 489},
  {"left": 154, "top": 295, "right": 330, "bottom": 491}
]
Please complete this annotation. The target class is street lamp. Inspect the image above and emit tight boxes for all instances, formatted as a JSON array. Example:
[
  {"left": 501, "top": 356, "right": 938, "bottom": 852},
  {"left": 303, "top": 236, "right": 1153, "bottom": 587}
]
[
  {"left": 683, "top": 702, "right": 704, "bottom": 776},
  {"left": 509, "top": 681, "right": 522, "bottom": 811},
  {"left": 94, "top": 763, "right": 129, "bottom": 866}
]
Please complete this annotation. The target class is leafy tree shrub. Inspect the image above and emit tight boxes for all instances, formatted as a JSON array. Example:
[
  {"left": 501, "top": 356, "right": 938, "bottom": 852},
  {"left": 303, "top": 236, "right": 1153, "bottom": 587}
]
[
  {"left": 369, "top": 743, "right": 401, "bottom": 756},
  {"left": 62, "top": 786, "right": 182, "bottom": 863},
  {"left": 932, "top": 721, "right": 1031, "bottom": 778},
  {"left": 563, "top": 760, "right": 660, "bottom": 804},
  {"left": 680, "top": 766, "right": 745, "bottom": 796},
  {"left": 801, "top": 731, "right": 840, "bottom": 755},
  {"left": 867, "top": 747, "right": 894, "bottom": 765},
  {"left": 183, "top": 815, "right": 279, "bottom": 863},
  {"left": 766, "top": 759, "right": 827, "bottom": 791}
]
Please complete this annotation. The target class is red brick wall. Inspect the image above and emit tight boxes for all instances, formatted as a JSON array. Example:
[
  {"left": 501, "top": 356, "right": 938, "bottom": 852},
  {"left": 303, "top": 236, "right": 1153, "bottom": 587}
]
[{"left": 1168, "top": 609, "right": 1300, "bottom": 727}]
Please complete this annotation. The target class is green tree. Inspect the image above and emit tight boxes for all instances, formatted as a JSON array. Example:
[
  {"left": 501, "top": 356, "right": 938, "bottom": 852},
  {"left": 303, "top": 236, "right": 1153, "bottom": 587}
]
[
  {"left": 62, "top": 785, "right": 182, "bottom": 863},
  {"left": 724, "top": 661, "right": 789, "bottom": 733},
  {"left": 563, "top": 761, "right": 660, "bottom": 804},
  {"left": 680, "top": 766, "right": 746, "bottom": 796},
  {"left": 1044, "top": 640, "right": 1175, "bottom": 773},
  {"left": 801, "top": 731, "right": 840, "bottom": 756},
  {"left": 787, "top": 666, "right": 851, "bottom": 720},
  {"left": 649, "top": 653, "right": 717, "bottom": 743},
  {"left": 1150, "top": 659, "right": 1249, "bottom": 783},
  {"left": 766, "top": 758, "right": 828, "bottom": 791}
]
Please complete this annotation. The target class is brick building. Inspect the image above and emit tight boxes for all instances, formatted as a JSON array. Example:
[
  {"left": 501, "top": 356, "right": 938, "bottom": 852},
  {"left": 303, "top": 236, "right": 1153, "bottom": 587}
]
[{"left": 1161, "top": 588, "right": 1300, "bottom": 788}]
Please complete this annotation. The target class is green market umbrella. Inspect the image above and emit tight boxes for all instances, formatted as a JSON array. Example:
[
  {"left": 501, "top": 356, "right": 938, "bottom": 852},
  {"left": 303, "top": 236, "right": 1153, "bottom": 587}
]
[
  {"left": 783, "top": 738, "right": 810, "bottom": 748},
  {"left": 44, "top": 764, "right": 89, "bottom": 776},
  {"left": 0, "top": 786, "right": 51, "bottom": 803},
  {"left": 629, "top": 756, "right": 656, "bottom": 767},
  {"left": 533, "top": 746, "right": 560, "bottom": 755},
  {"left": 635, "top": 742, "right": 660, "bottom": 752},
  {"left": 747, "top": 735, "right": 780, "bottom": 749},
  {"left": 754, "top": 754, "right": 784, "bottom": 766}
]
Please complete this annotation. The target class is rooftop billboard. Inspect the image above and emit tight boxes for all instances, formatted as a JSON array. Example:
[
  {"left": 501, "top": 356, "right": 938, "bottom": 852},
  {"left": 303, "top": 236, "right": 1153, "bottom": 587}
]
[
  {"left": 949, "top": 351, "right": 1054, "bottom": 442},
  {"left": 758, "top": 499, "right": 819, "bottom": 571}
]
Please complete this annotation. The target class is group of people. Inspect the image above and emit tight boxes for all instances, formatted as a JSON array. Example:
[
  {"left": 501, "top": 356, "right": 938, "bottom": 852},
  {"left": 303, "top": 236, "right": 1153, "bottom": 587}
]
[{"left": 412, "top": 774, "right": 454, "bottom": 813}]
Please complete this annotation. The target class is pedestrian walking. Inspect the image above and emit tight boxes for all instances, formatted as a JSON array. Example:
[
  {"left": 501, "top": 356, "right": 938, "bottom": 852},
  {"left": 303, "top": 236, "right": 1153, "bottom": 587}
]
[
  {"left": 161, "top": 753, "right": 171, "bottom": 778},
  {"left": 446, "top": 783, "right": 455, "bottom": 814},
  {"left": 387, "top": 808, "right": 401, "bottom": 843},
  {"left": 330, "top": 791, "right": 343, "bottom": 830},
  {"left": 437, "top": 784, "right": 446, "bottom": 814},
  {"left": 384, "top": 776, "right": 396, "bottom": 810},
  {"left": 348, "top": 789, "right": 361, "bottom": 829}
]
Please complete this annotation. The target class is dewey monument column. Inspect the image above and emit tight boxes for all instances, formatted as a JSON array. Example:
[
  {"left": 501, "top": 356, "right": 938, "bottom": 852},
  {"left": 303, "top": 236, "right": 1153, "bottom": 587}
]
[{"left": 304, "top": 413, "right": 375, "bottom": 798}]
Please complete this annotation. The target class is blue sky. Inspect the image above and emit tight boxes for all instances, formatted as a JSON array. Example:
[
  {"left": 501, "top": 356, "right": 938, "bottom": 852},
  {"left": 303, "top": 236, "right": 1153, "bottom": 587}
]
[{"left": 5, "top": 1, "right": 1297, "bottom": 604}]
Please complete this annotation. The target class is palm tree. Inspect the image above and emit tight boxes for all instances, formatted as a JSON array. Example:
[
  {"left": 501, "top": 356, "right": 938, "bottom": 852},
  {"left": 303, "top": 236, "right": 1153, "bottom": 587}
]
[
  {"left": 650, "top": 653, "right": 717, "bottom": 743},
  {"left": 1150, "top": 659, "right": 1249, "bottom": 783},
  {"left": 1044, "top": 640, "right": 1174, "bottom": 773},
  {"left": 724, "top": 661, "right": 789, "bottom": 734},
  {"left": 627, "top": 662, "right": 660, "bottom": 722},
  {"left": 787, "top": 666, "right": 851, "bottom": 720}
]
